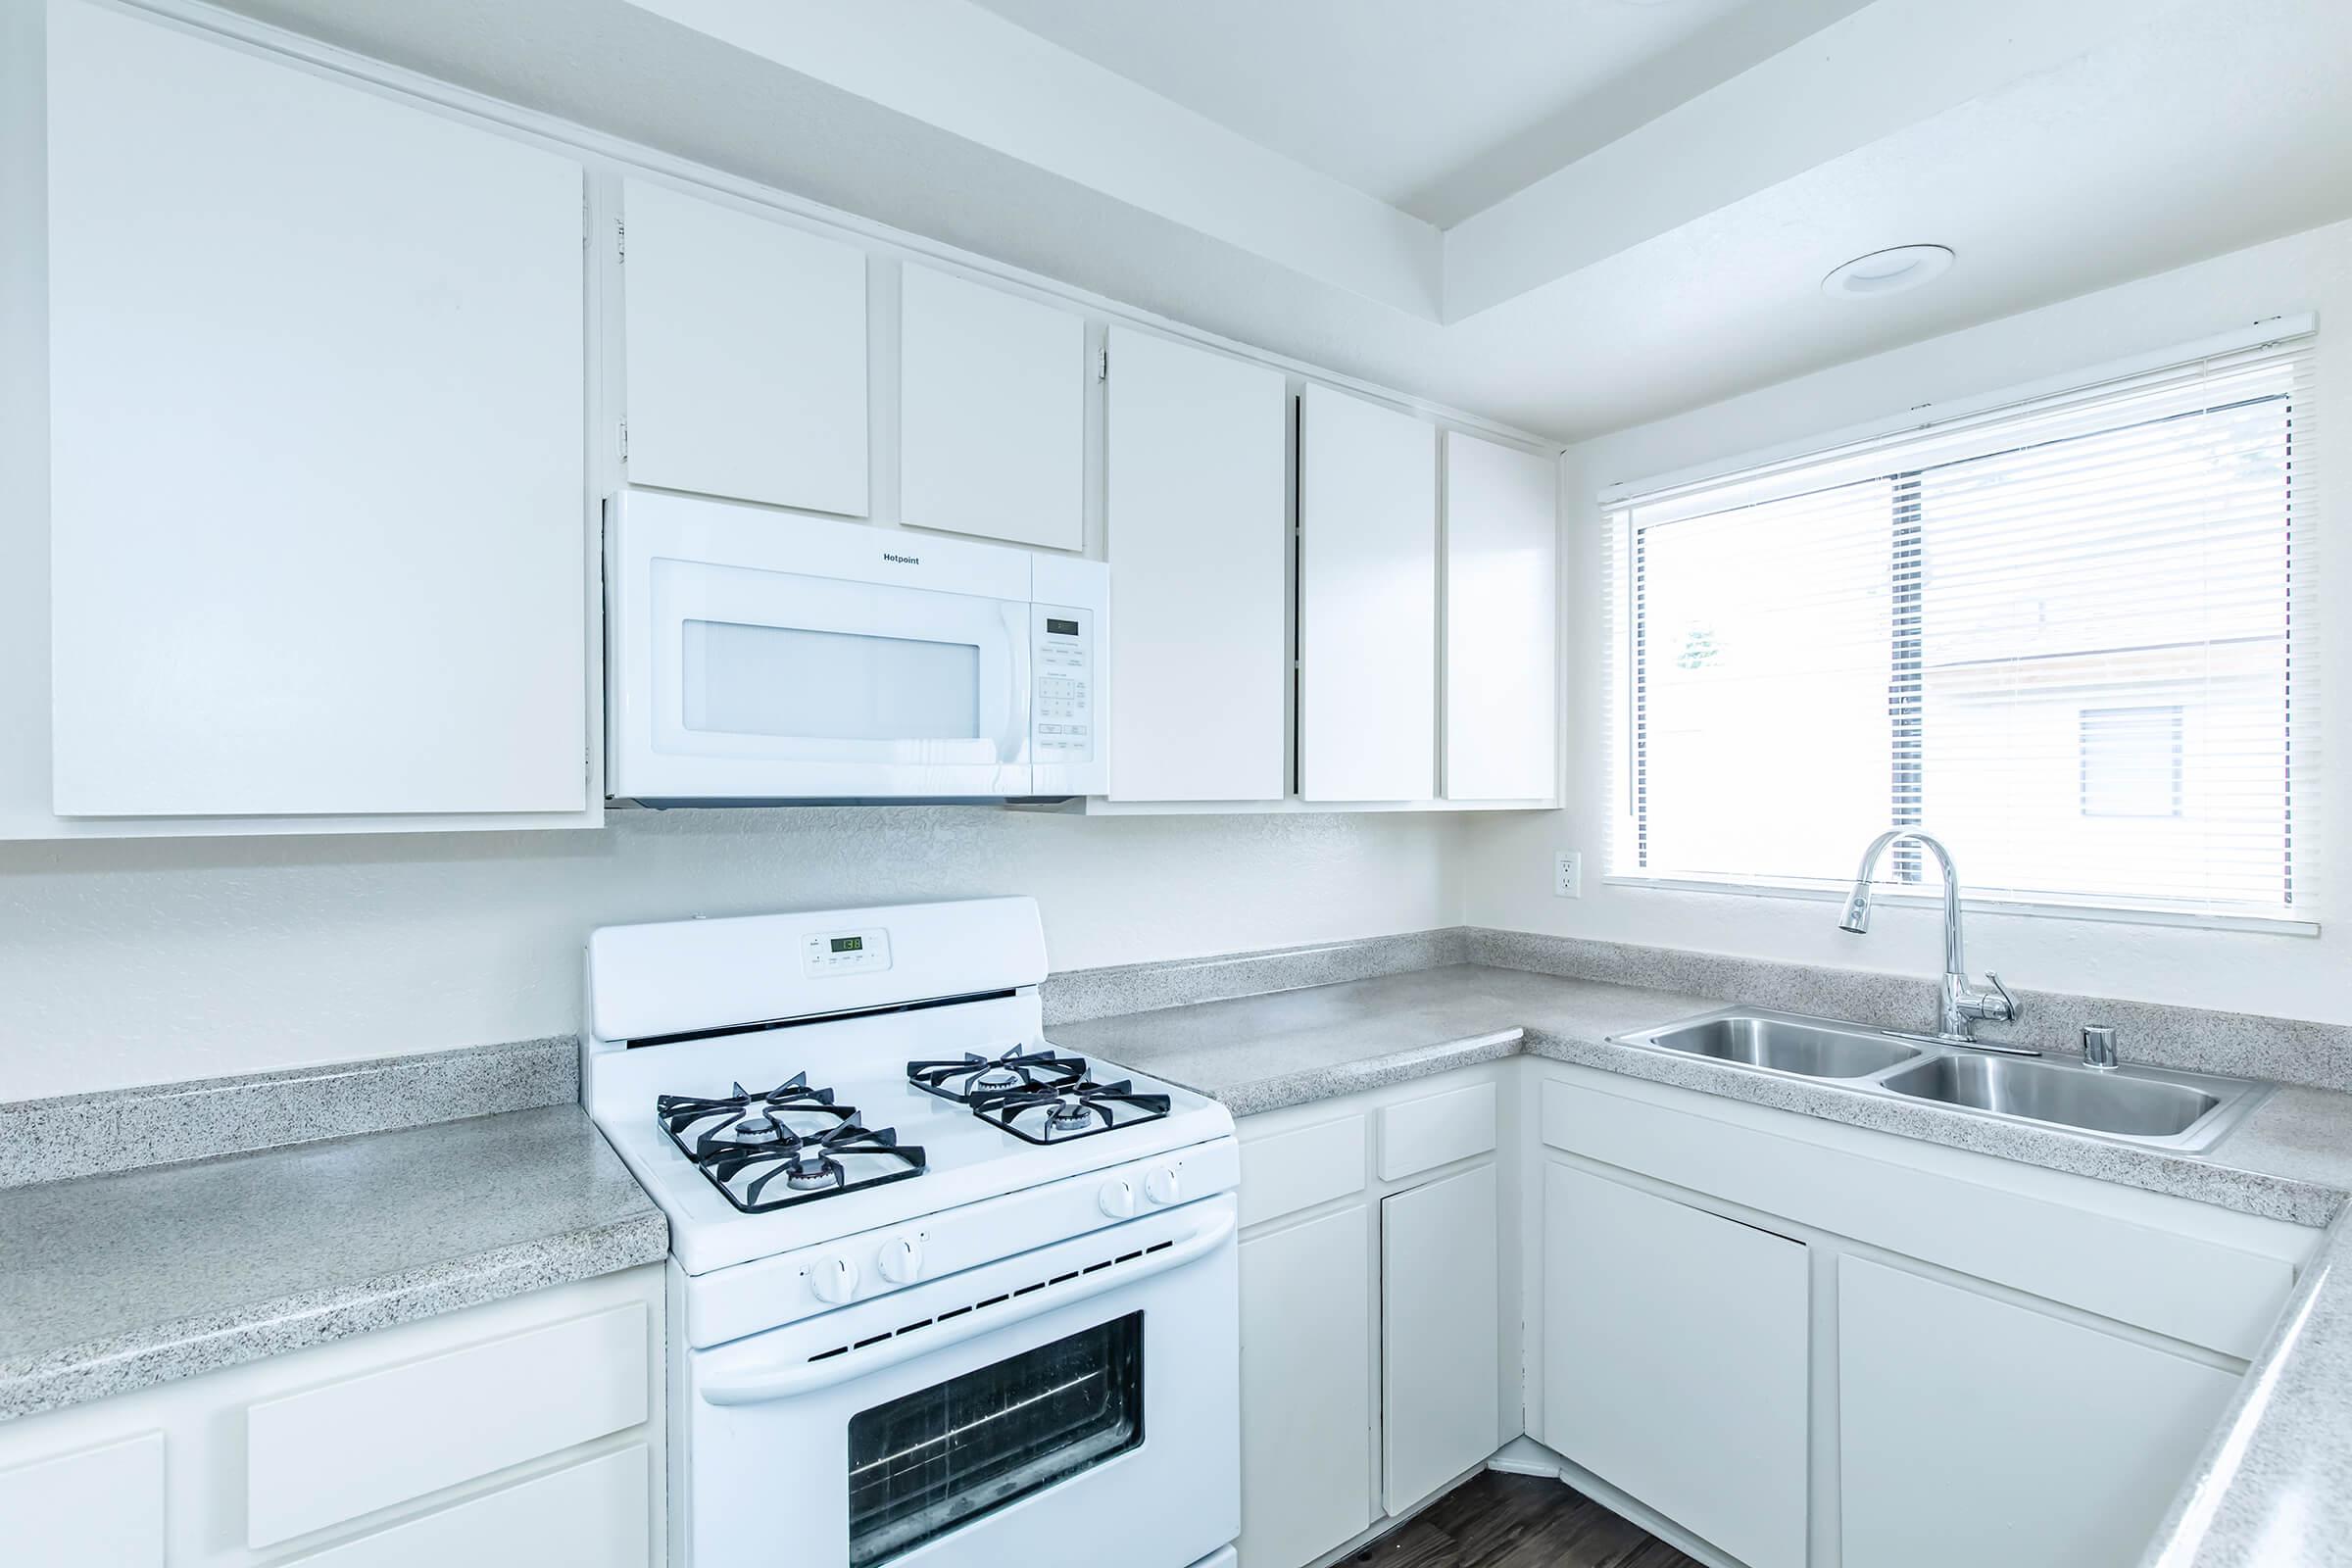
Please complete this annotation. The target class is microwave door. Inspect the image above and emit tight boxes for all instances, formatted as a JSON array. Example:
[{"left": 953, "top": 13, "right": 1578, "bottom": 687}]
[{"left": 629, "top": 560, "right": 1032, "bottom": 801}]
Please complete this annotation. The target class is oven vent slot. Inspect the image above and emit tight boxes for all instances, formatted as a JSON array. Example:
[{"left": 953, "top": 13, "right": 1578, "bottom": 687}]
[{"left": 803, "top": 1239, "right": 1176, "bottom": 1364}]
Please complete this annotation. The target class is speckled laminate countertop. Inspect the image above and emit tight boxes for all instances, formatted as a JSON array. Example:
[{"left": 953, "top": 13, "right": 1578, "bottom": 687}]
[
  {"left": 0, "top": 1103, "right": 667, "bottom": 1422},
  {"left": 1052, "top": 961, "right": 2352, "bottom": 1568}
]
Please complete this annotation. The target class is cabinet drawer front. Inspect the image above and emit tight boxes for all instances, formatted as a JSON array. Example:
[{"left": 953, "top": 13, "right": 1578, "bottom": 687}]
[
  {"left": 248, "top": 1302, "right": 648, "bottom": 1546},
  {"left": 1542, "top": 1078, "right": 2293, "bottom": 1358},
  {"left": 0, "top": 1431, "right": 165, "bottom": 1568},
  {"left": 1380, "top": 1081, "right": 1497, "bottom": 1182},
  {"left": 285, "top": 1445, "right": 650, "bottom": 1568},
  {"left": 1240, "top": 1112, "right": 1368, "bottom": 1228}
]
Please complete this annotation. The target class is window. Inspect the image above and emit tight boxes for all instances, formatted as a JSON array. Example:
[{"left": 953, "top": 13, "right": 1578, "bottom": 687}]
[
  {"left": 1605, "top": 333, "right": 2315, "bottom": 921},
  {"left": 2081, "top": 706, "right": 2183, "bottom": 819}
]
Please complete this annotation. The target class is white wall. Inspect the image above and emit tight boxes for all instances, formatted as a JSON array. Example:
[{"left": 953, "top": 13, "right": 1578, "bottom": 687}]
[
  {"left": 1464, "top": 218, "right": 2352, "bottom": 1025},
  {"left": 0, "top": 808, "right": 1459, "bottom": 1101}
]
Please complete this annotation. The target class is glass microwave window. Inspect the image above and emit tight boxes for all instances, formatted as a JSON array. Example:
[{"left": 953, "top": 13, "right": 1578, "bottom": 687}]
[
  {"left": 847, "top": 1313, "right": 1144, "bottom": 1566},
  {"left": 681, "top": 620, "right": 981, "bottom": 741},
  {"left": 830, "top": 936, "right": 864, "bottom": 954},
  {"left": 1045, "top": 616, "right": 1079, "bottom": 637}
]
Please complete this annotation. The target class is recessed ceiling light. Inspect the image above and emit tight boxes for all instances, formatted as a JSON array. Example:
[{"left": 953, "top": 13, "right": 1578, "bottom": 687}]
[{"left": 1822, "top": 244, "right": 1955, "bottom": 300}]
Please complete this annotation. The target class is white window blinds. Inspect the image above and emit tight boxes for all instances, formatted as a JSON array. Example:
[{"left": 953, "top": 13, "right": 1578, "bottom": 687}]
[{"left": 1604, "top": 331, "right": 2319, "bottom": 922}]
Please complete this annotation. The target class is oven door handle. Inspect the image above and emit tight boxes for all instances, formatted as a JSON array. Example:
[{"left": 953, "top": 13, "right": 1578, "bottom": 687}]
[{"left": 700, "top": 1205, "right": 1238, "bottom": 1405}]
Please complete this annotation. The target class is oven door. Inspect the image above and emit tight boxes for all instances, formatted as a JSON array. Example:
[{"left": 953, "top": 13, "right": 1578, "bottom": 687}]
[
  {"left": 609, "top": 491, "right": 1035, "bottom": 801},
  {"left": 681, "top": 1197, "right": 1240, "bottom": 1568}
]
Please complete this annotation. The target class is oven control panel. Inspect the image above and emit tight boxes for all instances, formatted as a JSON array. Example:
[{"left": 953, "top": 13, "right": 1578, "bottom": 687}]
[
  {"left": 1030, "top": 605, "right": 1094, "bottom": 760},
  {"left": 680, "top": 1138, "right": 1243, "bottom": 1348},
  {"left": 801, "top": 926, "right": 891, "bottom": 977}
]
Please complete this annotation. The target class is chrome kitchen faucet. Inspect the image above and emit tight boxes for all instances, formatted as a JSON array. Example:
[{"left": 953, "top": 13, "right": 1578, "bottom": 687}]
[{"left": 1838, "top": 830, "right": 2026, "bottom": 1052}]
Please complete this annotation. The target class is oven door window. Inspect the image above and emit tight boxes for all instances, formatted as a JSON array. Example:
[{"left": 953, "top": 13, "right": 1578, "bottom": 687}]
[{"left": 848, "top": 1313, "right": 1144, "bottom": 1566}]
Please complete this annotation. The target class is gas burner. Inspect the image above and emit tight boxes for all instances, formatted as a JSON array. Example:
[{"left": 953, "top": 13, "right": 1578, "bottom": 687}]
[
  {"left": 971, "top": 1078, "right": 1172, "bottom": 1147},
  {"left": 698, "top": 1119, "right": 927, "bottom": 1214},
  {"left": 657, "top": 1072, "right": 852, "bottom": 1161},
  {"left": 907, "top": 1046, "right": 1090, "bottom": 1104}
]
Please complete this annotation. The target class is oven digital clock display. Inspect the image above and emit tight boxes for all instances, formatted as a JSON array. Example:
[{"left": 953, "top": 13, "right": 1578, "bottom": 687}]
[{"left": 804, "top": 928, "right": 891, "bottom": 976}]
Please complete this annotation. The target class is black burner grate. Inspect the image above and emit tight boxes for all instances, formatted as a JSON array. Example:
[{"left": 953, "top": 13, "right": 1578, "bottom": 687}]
[
  {"left": 697, "top": 1120, "right": 927, "bottom": 1214},
  {"left": 907, "top": 1046, "right": 1090, "bottom": 1104},
  {"left": 969, "top": 1078, "right": 1172, "bottom": 1147},
  {"left": 655, "top": 1072, "right": 925, "bottom": 1213}
]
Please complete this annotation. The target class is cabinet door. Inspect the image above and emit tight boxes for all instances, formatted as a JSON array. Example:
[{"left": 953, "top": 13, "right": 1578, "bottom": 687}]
[
  {"left": 0, "top": 1431, "right": 164, "bottom": 1568},
  {"left": 900, "top": 264, "right": 1084, "bottom": 552},
  {"left": 1839, "top": 1256, "right": 2239, "bottom": 1568},
  {"left": 1104, "top": 328, "right": 1289, "bottom": 801},
  {"left": 1444, "top": 432, "right": 1557, "bottom": 801},
  {"left": 1298, "top": 384, "right": 1436, "bottom": 802},
  {"left": 1544, "top": 1164, "right": 1808, "bottom": 1568},
  {"left": 1239, "top": 1206, "right": 1376, "bottom": 1568},
  {"left": 45, "top": 0, "right": 586, "bottom": 818},
  {"left": 1382, "top": 1163, "right": 1500, "bottom": 1514},
  {"left": 620, "top": 178, "right": 868, "bottom": 515}
]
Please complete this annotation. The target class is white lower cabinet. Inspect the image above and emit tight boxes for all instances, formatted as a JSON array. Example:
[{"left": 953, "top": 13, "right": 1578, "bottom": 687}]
[
  {"left": 0, "top": 1267, "right": 662, "bottom": 1567},
  {"left": 1535, "top": 1064, "right": 2312, "bottom": 1568},
  {"left": 284, "top": 1446, "right": 649, "bottom": 1568},
  {"left": 0, "top": 1430, "right": 166, "bottom": 1568},
  {"left": 1382, "top": 1163, "right": 1500, "bottom": 1514},
  {"left": 1543, "top": 1163, "right": 1809, "bottom": 1568},
  {"left": 1239, "top": 1204, "right": 1377, "bottom": 1568},
  {"left": 1838, "top": 1257, "right": 2240, "bottom": 1568},
  {"left": 1235, "top": 1069, "right": 1514, "bottom": 1568}
]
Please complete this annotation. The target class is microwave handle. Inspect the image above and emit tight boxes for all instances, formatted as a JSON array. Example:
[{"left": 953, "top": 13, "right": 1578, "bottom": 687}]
[{"left": 699, "top": 1205, "right": 1238, "bottom": 1406}]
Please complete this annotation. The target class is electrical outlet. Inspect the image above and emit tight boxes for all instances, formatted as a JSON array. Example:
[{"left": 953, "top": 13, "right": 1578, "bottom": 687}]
[{"left": 1554, "top": 850, "right": 1582, "bottom": 899}]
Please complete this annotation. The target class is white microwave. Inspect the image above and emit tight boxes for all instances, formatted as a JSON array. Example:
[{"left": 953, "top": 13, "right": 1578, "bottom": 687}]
[{"left": 606, "top": 491, "right": 1107, "bottom": 804}]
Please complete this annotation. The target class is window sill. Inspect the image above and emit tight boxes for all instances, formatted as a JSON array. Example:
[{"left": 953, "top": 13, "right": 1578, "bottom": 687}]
[{"left": 1600, "top": 873, "right": 2320, "bottom": 938}]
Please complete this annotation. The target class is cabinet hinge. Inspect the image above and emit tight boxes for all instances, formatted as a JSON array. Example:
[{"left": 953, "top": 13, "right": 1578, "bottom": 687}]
[
  {"left": 619, "top": 419, "right": 629, "bottom": 463},
  {"left": 1097, "top": 346, "right": 1108, "bottom": 382},
  {"left": 614, "top": 217, "right": 626, "bottom": 263}
]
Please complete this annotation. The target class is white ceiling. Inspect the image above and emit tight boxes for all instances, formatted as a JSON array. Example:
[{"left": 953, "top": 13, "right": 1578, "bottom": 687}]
[
  {"left": 196, "top": 0, "right": 2352, "bottom": 444},
  {"left": 965, "top": 0, "right": 1873, "bottom": 226}
]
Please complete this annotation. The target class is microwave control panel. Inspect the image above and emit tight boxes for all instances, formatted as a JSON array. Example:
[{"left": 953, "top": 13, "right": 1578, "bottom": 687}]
[{"left": 1031, "top": 606, "right": 1095, "bottom": 760}]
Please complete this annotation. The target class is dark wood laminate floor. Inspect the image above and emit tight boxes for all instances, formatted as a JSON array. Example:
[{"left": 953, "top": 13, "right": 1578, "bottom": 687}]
[{"left": 1342, "top": 1471, "right": 1706, "bottom": 1568}]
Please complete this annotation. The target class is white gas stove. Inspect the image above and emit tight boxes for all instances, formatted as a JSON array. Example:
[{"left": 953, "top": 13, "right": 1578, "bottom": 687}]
[{"left": 583, "top": 897, "right": 1240, "bottom": 1568}]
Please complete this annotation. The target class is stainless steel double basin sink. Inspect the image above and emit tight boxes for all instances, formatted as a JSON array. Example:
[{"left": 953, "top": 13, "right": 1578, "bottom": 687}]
[{"left": 1610, "top": 1006, "right": 2271, "bottom": 1152}]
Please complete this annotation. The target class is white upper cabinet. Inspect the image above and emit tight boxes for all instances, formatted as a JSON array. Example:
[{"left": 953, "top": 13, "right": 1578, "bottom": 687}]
[
  {"left": 619, "top": 178, "right": 869, "bottom": 516},
  {"left": 1444, "top": 432, "right": 1557, "bottom": 801},
  {"left": 1298, "top": 384, "right": 1437, "bottom": 802},
  {"left": 43, "top": 0, "right": 587, "bottom": 819},
  {"left": 900, "top": 264, "right": 1085, "bottom": 552},
  {"left": 1104, "top": 329, "right": 1289, "bottom": 801}
]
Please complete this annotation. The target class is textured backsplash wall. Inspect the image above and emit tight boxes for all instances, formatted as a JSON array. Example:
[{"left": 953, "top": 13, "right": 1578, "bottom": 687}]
[{"left": 0, "top": 806, "right": 1459, "bottom": 1100}]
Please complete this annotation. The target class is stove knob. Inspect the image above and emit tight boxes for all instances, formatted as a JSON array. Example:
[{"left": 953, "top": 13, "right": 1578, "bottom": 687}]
[
  {"left": 1098, "top": 1177, "right": 1137, "bottom": 1219},
  {"left": 808, "top": 1254, "right": 858, "bottom": 1304},
  {"left": 1145, "top": 1166, "right": 1181, "bottom": 1207},
  {"left": 876, "top": 1235, "right": 923, "bottom": 1285}
]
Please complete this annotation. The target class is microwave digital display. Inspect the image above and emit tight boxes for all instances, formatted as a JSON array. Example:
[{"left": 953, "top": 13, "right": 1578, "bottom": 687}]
[
  {"left": 829, "top": 936, "right": 864, "bottom": 954},
  {"left": 1045, "top": 617, "right": 1079, "bottom": 637}
]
